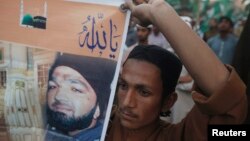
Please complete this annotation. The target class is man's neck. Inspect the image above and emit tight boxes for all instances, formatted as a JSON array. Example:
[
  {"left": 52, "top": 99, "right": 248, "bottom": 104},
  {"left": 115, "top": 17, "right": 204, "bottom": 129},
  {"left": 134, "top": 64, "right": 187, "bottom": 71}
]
[
  {"left": 120, "top": 119, "right": 160, "bottom": 141},
  {"left": 219, "top": 32, "right": 229, "bottom": 39},
  {"left": 209, "top": 27, "right": 217, "bottom": 33},
  {"left": 154, "top": 32, "right": 160, "bottom": 36}
]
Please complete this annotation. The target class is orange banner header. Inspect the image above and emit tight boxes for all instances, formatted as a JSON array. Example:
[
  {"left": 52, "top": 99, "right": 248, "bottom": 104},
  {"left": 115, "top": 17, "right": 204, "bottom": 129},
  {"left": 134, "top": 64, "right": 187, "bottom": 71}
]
[{"left": 0, "top": 0, "right": 127, "bottom": 60}]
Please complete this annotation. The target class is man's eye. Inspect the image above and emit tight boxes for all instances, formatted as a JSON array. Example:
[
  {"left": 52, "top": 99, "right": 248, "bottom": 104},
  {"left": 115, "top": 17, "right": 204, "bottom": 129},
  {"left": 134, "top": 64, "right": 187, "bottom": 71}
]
[
  {"left": 72, "top": 88, "right": 82, "bottom": 93},
  {"left": 118, "top": 82, "right": 128, "bottom": 90},
  {"left": 48, "top": 85, "right": 57, "bottom": 90},
  {"left": 48, "top": 81, "right": 57, "bottom": 90},
  {"left": 138, "top": 89, "right": 151, "bottom": 97}
]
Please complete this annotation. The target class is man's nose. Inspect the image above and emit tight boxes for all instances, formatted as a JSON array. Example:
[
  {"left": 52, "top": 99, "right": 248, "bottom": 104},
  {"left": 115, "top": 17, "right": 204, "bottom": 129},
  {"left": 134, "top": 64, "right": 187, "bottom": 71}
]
[
  {"left": 122, "top": 89, "right": 137, "bottom": 108},
  {"left": 55, "top": 85, "right": 69, "bottom": 102}
]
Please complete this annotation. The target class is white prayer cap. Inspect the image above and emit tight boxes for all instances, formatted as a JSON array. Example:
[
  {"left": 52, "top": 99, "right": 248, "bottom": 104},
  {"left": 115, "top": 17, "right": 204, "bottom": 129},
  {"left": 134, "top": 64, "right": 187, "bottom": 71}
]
[
  {"left": 136, "top": 24, "right": 153, "bottom": 29},
  {"left": 181, "top": 16, "right": 192, "bottom": 28}
]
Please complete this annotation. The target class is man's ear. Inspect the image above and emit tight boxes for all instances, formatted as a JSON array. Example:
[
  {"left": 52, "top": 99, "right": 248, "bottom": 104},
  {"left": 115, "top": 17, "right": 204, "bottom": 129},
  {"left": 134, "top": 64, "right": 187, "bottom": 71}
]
[
  {"left": 161, "top": 92, "right": 177, "bottom": 112},
  {"left": 93, "top": 106, "right": 100, "bottom": 120}
]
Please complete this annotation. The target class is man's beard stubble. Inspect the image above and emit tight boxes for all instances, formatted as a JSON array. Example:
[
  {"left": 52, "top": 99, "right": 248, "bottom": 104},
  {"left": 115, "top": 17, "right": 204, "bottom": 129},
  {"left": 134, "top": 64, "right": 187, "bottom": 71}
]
[{"left": 46, "top": 104, "right": 97, "bottom": 133}]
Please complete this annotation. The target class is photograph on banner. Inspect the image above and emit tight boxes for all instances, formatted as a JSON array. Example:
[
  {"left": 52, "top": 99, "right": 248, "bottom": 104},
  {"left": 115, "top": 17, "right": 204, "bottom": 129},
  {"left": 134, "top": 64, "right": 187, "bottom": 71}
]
[
  {"left": 0, "top": 41, "right": 117, "bottom": 141},
  {"left": 0, "top": 0, "right": 130, "bottom": 141}
]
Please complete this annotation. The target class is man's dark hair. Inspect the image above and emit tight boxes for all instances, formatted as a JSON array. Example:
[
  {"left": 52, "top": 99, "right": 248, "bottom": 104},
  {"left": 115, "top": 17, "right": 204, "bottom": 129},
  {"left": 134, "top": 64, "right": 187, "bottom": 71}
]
[
  {"left": 124, "top": 45, "right": 182, "bottom": 100},
  {"left": 219, "top": 16, "right": 234, "bottom": 27},
  {"left": 48, "top": 53, "right": 117, "bottom": 119}
]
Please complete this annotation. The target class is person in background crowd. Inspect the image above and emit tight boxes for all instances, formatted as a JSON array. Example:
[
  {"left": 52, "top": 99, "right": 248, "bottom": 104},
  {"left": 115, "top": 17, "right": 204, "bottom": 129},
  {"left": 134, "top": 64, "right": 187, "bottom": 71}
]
[
  {"left": 207, "top": 16, "right": 238, "bottom": 64},
  {"left": 203, "top": 18, "right": 218, "bottom": 42},
  {"left": 234, "top": 17, "right": 246, "bottom": 37},
  {"left": 122, "top": 24, "right": 152, "bottom": 64},
  {"left": 148, "top": 25, "right": 172, "bottom": 51},
  {"left": 125, "top": 17, "right": 138, "bottom": 47}
]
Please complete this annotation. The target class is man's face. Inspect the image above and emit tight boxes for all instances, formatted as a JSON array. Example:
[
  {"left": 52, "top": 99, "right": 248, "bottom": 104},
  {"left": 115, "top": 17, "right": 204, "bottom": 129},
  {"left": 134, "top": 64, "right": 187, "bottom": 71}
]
[
  {"left": 152, "top": 26, "right": 160, "bottom": 35},
  {"left": 47, "top": 66, "right": 97, "bottom": 129},
  {"left": 136, "top": 26, "right": 150, "bottom": 43},
  {"left": 209, "top": 18, "right": 217, "bottom": 28},
  {"left": 118, "top": 59, "right": 163, "bottom": 129},
  {"left": 218, "top": 19, "right": 231, "bottom": 33}
]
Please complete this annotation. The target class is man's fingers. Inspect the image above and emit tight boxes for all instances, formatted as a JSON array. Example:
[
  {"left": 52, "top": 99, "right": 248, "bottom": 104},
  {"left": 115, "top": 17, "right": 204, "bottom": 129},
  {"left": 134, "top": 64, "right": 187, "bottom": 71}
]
[
  {"left": 120, "top": 4, "right": 128, "bottom": 13},
  {"left": 148, "top": 0, "right": 154, "bottom": 4},
  {"left": 120, "top": 0, "right": 152, "bottom": 27},
  {"left": 120, "top": 0, "right": 135, "bottom": 13}
]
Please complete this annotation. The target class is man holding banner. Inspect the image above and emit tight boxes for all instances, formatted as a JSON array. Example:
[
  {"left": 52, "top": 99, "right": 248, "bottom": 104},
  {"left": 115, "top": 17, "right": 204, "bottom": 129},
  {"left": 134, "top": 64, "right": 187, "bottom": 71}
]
[{"left": 105, "top": 0, "right": 247, "bottom": 141}]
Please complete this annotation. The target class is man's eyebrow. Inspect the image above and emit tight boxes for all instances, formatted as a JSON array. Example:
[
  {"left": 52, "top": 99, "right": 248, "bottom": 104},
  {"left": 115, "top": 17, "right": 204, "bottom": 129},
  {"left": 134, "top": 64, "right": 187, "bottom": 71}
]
[
  {"left": 118, "top": 76, "right": 150, "bottom": 89},
  {"left": 50, "top": 76, "right": 89, "bottom": 88},
  {"left": 136, "top": 84, "right": 150, "bottom": 89},
  {"left": 50, "top": 76, "right": 58, "bottom": 83},
  {"left": 66, "top": 78, "right": 88, "bottom": 88},
  {"left": 118, "top": 77, "right": 126, "bottom": 82}
]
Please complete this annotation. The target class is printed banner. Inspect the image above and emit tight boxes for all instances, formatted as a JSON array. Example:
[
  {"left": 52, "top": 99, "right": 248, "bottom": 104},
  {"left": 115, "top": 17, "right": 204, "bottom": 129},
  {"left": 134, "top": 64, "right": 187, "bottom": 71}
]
[
  {"left": 0, "top": 0, "right": 130, "bottom": 141},
  {"left": 0, "top": 0, "right": 127, "bottom": 60}
]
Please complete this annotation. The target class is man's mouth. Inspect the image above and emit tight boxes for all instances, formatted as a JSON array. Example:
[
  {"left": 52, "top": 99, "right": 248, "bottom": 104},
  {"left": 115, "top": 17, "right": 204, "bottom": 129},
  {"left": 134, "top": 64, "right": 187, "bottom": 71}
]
[
  {"left": 119, "top": 108, "right": 137, "bottom": 121},
  {"left": 52, "top": 104, "right": 73, "bottom": 114}
]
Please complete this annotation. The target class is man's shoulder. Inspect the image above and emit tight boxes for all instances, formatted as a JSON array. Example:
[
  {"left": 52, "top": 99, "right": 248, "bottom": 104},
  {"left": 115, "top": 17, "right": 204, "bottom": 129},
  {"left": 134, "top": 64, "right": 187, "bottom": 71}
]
[
  {"left": 207, "top": 34, "right": 219, "bottom": 44},
  {"left": 74, "top": 122, "right": 103, "bottom": 141},
  {"left": 45, "top": 129, "right": 73, "bottom": 141},
  {"left": 228, "top": 34, "right": 239, "bottom": 42}
]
